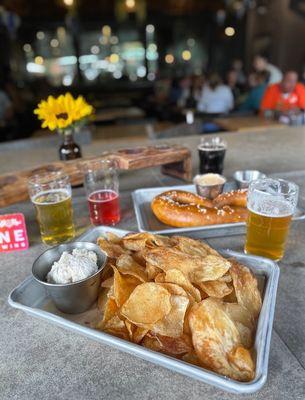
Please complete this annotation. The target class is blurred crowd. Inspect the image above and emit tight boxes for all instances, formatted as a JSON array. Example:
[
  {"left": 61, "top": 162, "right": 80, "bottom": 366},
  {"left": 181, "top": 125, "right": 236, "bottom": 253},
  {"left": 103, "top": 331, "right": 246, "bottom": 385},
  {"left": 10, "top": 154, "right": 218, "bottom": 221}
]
[
  {"left": 2, "top": 53, "right": 305, "bottom": 142},
  {"left": 148, "top": 54, "right": 305, "bottom": 125}
]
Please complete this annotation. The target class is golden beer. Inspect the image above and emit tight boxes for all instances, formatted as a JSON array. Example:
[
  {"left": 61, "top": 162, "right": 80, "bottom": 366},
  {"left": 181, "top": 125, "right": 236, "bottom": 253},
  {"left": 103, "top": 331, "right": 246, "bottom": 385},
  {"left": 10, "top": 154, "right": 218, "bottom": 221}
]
[
  {"left": 33, "top": 189, "right": 75, "bottom": 245},
  {"left": 245, "top": 178, "right": 298, "bottom": 261},
  {"left": 245, "top": 209, "right": 292, "bottom": 260}
]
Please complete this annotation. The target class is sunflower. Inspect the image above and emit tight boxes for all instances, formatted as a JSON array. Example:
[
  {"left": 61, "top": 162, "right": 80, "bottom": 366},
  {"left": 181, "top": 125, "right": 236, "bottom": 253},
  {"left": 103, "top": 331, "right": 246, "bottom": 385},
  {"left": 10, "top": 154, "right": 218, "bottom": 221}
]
[{"left": 34, "top": 93, "right": 93, "bottom": 131}]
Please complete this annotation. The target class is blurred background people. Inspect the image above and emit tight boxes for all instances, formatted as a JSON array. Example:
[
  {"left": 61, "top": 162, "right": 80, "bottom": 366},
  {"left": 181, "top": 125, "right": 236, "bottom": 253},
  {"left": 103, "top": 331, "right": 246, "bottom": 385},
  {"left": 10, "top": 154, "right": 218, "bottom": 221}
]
[
  {"left": 239, "top": 70, "right": 269, "bottom": 113},
  {"left": 253, "top": 54, "right": 283, "bottom": 84},
  {"left": 226, "top": 69, "right": 244, "bottom": 108},
  {"left": 231, "top": 59, "right": 247, "bottom": 86},
  {"left": 260, "top": 71, "right": 305, "bottom": 113},
  {"left": 197, "top": 73, "right": 234, "bottom": 114}
]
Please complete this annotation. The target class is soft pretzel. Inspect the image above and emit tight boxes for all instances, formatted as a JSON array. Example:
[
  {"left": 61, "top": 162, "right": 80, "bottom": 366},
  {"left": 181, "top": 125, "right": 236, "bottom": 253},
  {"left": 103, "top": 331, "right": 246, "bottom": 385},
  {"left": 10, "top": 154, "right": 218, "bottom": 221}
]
[
  {"left": 213, "top": 189, "right": 247, "bottom": 208},
  {"left": 151, "top": 190, "right": 248, "bottom": 228}
]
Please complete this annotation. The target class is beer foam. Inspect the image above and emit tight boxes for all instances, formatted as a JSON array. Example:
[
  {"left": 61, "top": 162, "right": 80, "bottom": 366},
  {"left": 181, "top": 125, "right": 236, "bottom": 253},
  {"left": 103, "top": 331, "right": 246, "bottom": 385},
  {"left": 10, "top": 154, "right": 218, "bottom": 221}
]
[
  {"left": 32, "top": 189, "right": 71, "bottom": 205},
  {"left": 248, "top": 196, "right": 293, "bottom": 217}
]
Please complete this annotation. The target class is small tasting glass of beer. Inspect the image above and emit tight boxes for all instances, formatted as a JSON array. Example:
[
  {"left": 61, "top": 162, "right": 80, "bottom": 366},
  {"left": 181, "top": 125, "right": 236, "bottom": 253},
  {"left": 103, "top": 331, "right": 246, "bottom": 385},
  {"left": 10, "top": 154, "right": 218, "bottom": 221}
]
[
  {"left": 198, "top": 137, "right": 227, "bottom": 174},
  {"left": 245, "top": 178, "right": 299, "bottom": 261},
  {"left": 83, "top": 159, "right": 120, "bottom": 226},
  {"left": 28, "top": 171, "right": 75, "bottom": 245}
]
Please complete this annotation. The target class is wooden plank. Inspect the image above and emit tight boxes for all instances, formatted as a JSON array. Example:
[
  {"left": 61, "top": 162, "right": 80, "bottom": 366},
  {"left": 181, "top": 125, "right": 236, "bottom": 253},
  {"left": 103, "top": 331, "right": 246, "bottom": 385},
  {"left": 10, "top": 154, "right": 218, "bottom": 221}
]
[
  {"left": 214, "top": 116, "right": 285, "bottom": 132},
  {"left": 0, "top": 145, "right": 192, "bottom": 207}
]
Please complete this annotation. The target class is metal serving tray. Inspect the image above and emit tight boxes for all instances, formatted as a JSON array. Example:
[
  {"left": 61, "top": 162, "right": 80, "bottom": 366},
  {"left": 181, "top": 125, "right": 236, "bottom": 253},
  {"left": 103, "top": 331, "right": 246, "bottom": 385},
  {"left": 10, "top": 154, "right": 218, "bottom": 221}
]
[
  {"left": 8, "top": 226, "right": 280, "bottom": 394},
  {"left": 132, "top": 183, "right": 305, "bottom": 238}
]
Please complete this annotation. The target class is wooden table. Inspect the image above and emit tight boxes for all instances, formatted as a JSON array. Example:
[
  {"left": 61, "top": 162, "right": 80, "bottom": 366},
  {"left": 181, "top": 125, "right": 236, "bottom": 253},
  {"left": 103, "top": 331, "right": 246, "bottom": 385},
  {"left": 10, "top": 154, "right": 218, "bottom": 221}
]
[
  {"left": 214, "top": 116, "right": 285, "bottom": 132},
  {"left": 2, "top": 127, "right": 305, "bottom": 399},
  {"left": 94, "top": 107, "right": 145, "bottom": 123}
]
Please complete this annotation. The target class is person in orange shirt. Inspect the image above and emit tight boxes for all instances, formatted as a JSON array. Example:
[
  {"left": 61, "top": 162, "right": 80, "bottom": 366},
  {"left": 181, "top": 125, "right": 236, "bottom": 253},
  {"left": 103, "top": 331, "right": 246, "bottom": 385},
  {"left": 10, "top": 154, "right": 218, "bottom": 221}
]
[{"left": 260, "top": 71, "right": 305, "bottom": 112}]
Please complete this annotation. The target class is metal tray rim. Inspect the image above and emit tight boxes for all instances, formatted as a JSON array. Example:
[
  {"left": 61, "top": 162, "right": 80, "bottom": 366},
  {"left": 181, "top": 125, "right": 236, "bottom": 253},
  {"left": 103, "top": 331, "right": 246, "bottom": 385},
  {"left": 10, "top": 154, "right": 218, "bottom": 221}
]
[
  {"left": 132, "top": 184, "right": 305, "bottom": 236},
  {"left": 8, "top": 226, "right": 280, "bottom": 394}
]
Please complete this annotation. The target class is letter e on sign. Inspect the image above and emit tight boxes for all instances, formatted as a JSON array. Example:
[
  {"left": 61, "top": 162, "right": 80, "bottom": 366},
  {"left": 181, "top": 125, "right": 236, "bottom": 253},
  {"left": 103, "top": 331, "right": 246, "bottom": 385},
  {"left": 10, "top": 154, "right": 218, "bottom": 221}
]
[{"left": 0, "top": 213, "right": 29, "bottom": 253}]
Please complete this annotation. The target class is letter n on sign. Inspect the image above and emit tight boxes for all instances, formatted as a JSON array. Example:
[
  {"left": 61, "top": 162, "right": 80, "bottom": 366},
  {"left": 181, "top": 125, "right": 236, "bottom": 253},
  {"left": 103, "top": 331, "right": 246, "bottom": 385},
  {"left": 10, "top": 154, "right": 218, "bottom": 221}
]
[{"left": 0, "top": 213, "right": 29, "bottom": 253}]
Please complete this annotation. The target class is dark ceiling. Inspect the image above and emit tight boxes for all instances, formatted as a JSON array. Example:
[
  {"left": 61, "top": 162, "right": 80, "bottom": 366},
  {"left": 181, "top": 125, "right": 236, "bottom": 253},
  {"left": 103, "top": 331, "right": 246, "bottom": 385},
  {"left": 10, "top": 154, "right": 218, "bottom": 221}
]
[{"left": 2, "top": 0, "right": 225, "bottom": 20}]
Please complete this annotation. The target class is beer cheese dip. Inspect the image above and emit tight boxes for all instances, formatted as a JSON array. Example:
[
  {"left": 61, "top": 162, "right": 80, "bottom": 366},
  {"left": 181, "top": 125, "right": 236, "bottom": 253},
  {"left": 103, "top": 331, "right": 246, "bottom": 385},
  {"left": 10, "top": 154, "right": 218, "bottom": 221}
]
[
  {"left": 194, "top": 173, "right": 226, "bottom": 186},
  {"left": 47, "top": 248, "right": 98, "bottom": 284}
]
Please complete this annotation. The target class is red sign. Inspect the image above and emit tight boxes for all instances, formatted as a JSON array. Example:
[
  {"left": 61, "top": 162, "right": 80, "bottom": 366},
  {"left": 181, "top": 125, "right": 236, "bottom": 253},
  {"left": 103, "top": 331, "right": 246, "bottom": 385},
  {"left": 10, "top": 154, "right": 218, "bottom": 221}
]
[{"left": 0, "top": 213, "right": 29, "bottom": 253}]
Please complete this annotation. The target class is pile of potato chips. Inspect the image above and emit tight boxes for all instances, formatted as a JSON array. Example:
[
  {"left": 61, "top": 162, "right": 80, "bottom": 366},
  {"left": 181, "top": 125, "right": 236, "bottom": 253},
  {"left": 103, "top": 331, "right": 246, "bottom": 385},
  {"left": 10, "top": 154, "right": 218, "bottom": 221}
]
[{"left": 97, "top": 232, "right": 262, "bottom": 382}]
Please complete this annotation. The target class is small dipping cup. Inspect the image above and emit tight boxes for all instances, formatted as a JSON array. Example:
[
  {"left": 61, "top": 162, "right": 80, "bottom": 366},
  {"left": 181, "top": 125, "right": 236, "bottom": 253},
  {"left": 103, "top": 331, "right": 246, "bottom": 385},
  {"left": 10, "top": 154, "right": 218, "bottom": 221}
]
[
  {"left": 32, "top": 242, "right": 107, "bottom": 314},
  {"left": 233, "top": 170, "right": 267, "bottom": 189}
]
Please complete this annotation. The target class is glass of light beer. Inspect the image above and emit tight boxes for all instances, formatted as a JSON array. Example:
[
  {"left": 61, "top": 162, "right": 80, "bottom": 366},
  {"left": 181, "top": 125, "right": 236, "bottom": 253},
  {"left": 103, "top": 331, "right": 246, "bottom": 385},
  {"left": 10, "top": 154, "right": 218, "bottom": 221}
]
[
  {"left": 245, "top": 178, "right": 298, "bottom": 261},
  {"left": 28, "top": 171, "right": 75, "bottom": 245}
]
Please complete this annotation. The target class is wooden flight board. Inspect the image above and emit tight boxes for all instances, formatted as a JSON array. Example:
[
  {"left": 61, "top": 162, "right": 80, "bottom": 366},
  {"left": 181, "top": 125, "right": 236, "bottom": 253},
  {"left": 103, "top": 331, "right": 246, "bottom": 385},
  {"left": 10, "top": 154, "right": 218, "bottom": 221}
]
[{"left": 0, "top": 145, "right": 192, "bottom": 207}]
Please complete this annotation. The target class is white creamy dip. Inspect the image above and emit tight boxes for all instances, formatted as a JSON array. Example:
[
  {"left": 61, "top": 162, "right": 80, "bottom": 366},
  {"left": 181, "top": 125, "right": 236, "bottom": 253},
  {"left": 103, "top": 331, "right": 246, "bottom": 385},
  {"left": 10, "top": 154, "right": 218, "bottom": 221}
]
[
  {"left": 47, "top": 248, "right": 98, "bottom": 284},
  {"left": 193, "top": 173, "right": 226, "bottom": 186}
]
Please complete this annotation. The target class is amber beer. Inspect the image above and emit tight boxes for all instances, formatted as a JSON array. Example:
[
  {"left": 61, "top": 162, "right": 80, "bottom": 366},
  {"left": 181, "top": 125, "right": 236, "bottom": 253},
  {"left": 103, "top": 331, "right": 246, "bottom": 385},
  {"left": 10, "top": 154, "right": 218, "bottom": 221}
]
[
  {"left": 28, "top": 172, "right": 75, "bottom": 245},
  {"left": 244, "top": 178, "right": 298, "bottom": 261}
]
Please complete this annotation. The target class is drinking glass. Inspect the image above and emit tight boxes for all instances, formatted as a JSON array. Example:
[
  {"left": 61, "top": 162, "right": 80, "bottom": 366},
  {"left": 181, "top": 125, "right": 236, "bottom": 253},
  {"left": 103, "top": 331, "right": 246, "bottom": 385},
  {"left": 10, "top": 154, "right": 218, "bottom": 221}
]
[
  {"left": 245, "top": 178, "right": 299, "bottom": 261},
  {"left": 28, "top": 171, "right": 75, "bottom": 245},
  {"left": 83, "top": 159, "right": 120, "bottom": 226},
  {"left": 198, "top": 137, "right": 227, "bottom": 174}
]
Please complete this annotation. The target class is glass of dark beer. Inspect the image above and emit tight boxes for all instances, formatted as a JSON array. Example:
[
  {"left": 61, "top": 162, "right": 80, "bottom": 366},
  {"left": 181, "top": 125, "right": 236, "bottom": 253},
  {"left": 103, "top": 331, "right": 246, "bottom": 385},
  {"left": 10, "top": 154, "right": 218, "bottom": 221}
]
[{"left": 198, "top": 137, "right": 227, "bottom": 174}]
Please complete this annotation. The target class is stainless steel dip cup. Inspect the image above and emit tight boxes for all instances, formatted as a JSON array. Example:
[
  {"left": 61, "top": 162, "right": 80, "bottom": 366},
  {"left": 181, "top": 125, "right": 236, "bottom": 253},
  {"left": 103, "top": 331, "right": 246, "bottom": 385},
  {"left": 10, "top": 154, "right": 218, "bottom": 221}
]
[
  {"left": 233, "top": 170, "right": 267, "bottom": 189},
  {"left": 32, "top": 242, "right": 107, "bottom": 314},
  {"left": 194, "top": 175, "right": 226, "bottom": 199}
]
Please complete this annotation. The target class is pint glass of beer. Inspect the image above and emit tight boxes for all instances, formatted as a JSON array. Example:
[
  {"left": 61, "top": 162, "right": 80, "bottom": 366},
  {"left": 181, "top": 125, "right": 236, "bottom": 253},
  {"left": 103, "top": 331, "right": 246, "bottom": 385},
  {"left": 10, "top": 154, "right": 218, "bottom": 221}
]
[
  {"left": 28, "top": 171, "right": 75, "bottom": 245},
  {"left": 245, "top": 178, "right": 298, "bottom": 261}
]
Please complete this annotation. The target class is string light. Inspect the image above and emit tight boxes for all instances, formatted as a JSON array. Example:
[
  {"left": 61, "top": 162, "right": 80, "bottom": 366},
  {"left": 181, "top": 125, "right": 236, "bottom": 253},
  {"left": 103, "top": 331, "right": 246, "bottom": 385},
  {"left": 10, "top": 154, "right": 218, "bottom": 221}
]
[
  {"left": 91, "top": 45, "right": 100, "bottom": 54},
  {"left": 63, "top": 0, "right": 74, "bottom": 6},
  {"left": 126, "top": 0, "right": 135, "bottom": 9},
  {"left": 50, "top": 39, "right": 59, "bottom": 48},
  {"left": 109, "top": 53, "right": 119, "bottom": 63},
  {"left": 36, "top": 31, "right": 45, "bottom": 40},
  {"left": 225, "top": 26, "right": 235, "bottom": 36},
  {"left": 102, "top": 25, "right": 111, "bottom": 36},
  {"left": 165, "top": 54, "right": 174, "bottom": 64},
  {"left": 23, "top": 44, "right": 31, "bottom": 52},
  {"left": 182, "top": 50, "right": 191, "bottom": 61},
  {"left": 34, "top": 56, "right": 44, "bottom": 65},
  {"left": 146, "top": 24, "right": 155, "bottom": 33}
]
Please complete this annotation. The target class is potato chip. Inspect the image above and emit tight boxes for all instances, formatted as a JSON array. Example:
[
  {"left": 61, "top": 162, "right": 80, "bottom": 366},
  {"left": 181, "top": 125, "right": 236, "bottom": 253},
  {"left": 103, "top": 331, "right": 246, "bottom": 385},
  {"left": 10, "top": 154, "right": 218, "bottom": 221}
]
[
  {"left": 142, "top": 335, "right": 163, "bottom": 353},
  {"left": 106, "top": 232, "right": 122, "bottom": 244},
  {"left": 190, "top": 255, "right": 231, "bottom": 283},
  {"left": 97, "top": 288, "right": 109, "bottom": 313},
  {"left": 152, "top": 294, "right": 189, "bottom": 337},
  {"left": 157, "top": 282, "right": 188, "bottom": 297},
  {"left": 145, "top": 262, "right": 162, "bottom": 280},
  {"left": 113, "top": 266, "right": 141, "bottom": 307},
  {"left": 223, "top": 303, "right": 254, "bottom": 348},
  {"left": 98, "top": 237, "right": 126, "bottom": 258},
  {"left": 116, "top": 254, "right": 148, "bottom": 282},
  {"left": 182, "top": 352, "right": 202, "bottom": 367},
  {"left": 148, "top": 234, "right": 172, "bottom": 248},
  {"left": 228, "top": 346, "right": 255, "bottom": 381},
  {"left": 133, "top": 327, "right": 149, "bottom": 344},
  {"left": 198, "top": 280, "right": 232, "bottom": 298},
  {"left": 96, "top": 297, "right": 119, "bottom": 330},
  {"left": 171, "top": 236, "right": 219, "bottom": 257},
  {"left": 124, "top": 319, "right": 135, "bottom": 340},
  {"left": 164, "top": 269, "right": 201, "bottom": 302},
  {"left": 101, "top": 277, "right": 114, "bottom": 288},
  {"left": 103, "top": 316, "right": 130, "bottom": 340},
  {"left": 229, "top": 260, "right": 262, "bottom": 320},
  {"left": 121, "top": 282, "right": 171, "bottom": 325},
  {"left": 145, "top": 333, "right": 193, "bottom": 356},
  {"left": 189, "top": 298, "right": 254, "bottom": 381},
  {"left": 143, "top": 248, "right": 204, "bottom": 277},
  {"left": 96, "top": 232, "right": 260, "bottom": 382}
]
